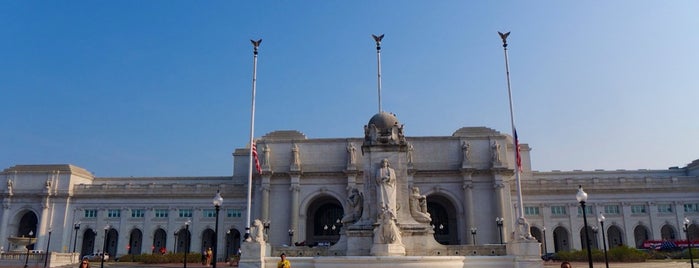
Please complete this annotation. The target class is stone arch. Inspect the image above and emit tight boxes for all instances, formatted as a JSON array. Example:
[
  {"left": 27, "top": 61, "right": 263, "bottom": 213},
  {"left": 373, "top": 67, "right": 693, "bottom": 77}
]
[
  {"left": 552, "top": 226, "right": 570, "bottom": 252},
  {"left": 633, "top": 225, "right": 650, "bottom": 248},
  {"left": 530, "top": 226, "right": 544, "bottom": 252},
  {"left": 607, "top": 224, "right": 624, "bottom": 248},
  {"left": 426, "top": 193, "right": 458, "bottom": 245},
  {"left": 579, "top": 225, "right": 599, "bottom": 250},
  {"left": 105, "top": 228, "right": 118, "bottom": 257},
  {"left": 128, "top": 228, "right": 143, "bottom": 255},
  {"left": 16, "top": 210, "right": 38, "bottom": 250},
  {"left": 688, "top": 223, "right": 699, "bottom": 240},
  {"left": 175, "top": 227, "right": 191, "bottom": 254},
  {"left": 153, "top": 228, "right": 167, "bottom": 253},
  {"left": 201, "top": 228, "right": 215, "bottom": 253},
  {"left": 224, "top": 228, "right": 242, "bottom": 260},
  {"left": 660, "top": 224, "right": 677, "bottom": 240},
  {"left": 80, "top": 228, "right": 96, "bottom": 257},
  {"left": 304, "top": 194, "right": 343, "bottom": 245}
]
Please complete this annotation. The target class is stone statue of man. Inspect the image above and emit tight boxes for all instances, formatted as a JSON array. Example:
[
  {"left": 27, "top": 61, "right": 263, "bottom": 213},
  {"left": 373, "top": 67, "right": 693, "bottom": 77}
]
[{"left": 376, "top": 159, "right": 397, "bottom": 214}]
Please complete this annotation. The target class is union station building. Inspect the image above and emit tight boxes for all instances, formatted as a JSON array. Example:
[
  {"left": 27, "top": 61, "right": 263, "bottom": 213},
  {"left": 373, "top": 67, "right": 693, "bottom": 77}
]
[{"left": 1, "top": 112, "right": 698, "bottom": 259}]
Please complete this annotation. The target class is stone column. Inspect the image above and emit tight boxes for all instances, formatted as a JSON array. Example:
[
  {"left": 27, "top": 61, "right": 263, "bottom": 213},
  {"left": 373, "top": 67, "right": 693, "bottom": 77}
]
[
  {"left": 36, "top": 197, "right": 51, "bottom": 250},
  {"left": 0, "top": 199, "right": 11, "bottom": 249},
  {"left": 142, "top": 209, "right": 153, "bottom": 254},
  {"left": 493, "top": 181, "right": 507, "bottom": 243},
  {"left": 461, "top": 172, "right": 474, "bottom": 244},
  {"left": 289, "top": 175, "right": 301, "bottom": 243},
  {"left": 260, "top": 175, "right": 271, "bottom": 221}
]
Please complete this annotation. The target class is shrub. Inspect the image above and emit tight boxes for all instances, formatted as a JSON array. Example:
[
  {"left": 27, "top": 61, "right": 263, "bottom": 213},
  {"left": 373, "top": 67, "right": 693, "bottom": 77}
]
[{"left": 607, "top": 245, "right": 648, "bottom": 262}]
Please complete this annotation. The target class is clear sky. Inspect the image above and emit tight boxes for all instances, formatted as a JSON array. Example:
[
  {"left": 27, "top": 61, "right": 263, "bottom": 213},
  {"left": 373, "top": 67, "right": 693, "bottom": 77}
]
[{"left": 2, "top": 1, "right": 697, "bottom": 177}]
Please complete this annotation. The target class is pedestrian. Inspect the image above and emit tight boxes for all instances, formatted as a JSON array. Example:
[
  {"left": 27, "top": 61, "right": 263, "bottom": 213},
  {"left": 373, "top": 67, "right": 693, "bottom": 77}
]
[
  {"left": 205, "top": 247, "right": 213, "bottom": 266},
  {"left": 560, "top": 261, "right": 572, "bottom": 268},
  {"left": 277, "top": 253, "right": 291, "bottom": 268},
  {"left": 78, "top": 257, "right": 90, "bottom": 268}
]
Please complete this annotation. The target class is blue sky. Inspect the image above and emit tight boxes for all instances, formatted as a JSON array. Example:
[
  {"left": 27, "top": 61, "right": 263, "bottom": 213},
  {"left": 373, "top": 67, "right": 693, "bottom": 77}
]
[{"left": 1, "top": 1, "right": 697, "bottom": 177}]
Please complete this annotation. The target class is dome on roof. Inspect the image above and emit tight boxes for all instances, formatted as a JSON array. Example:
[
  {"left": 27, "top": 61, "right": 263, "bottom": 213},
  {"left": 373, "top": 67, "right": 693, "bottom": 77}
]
[{"left": 368, "top": 112, "right": 400, "bottom": 129}]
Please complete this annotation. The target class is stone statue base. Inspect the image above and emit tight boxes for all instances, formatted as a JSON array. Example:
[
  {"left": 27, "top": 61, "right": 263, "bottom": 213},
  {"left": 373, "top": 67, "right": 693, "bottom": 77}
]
[
  {"left": 238, "top": 241, "right": 271, "bottom": 268},
  {"left": 370, "top": 243, "right": 406, "bottom": 256},
  {"left": 506, "top": 238, "right": 542, "bottom": 268}
]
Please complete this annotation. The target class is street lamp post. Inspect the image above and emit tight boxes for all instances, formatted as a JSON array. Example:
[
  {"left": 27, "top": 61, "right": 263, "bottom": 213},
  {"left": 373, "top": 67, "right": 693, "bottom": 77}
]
[
  {"left": 44, "top": 228, "right": 53, "bottom": 268},
  {"left": 576, "top": 185, "right": 594, "bottom": 268},
  {"left": 598, "top": 213, "right": 609, "bottom": 268},
  {"left": 496, "top": 217, "right": 504, "bottom": 244},
  {"left": 101, "top": 225, "right": 109, "bottom": 268},
  {"left": 184, "top": 219, "right": 191, "bottom": 268},
  {"left": 225, "top": 230, "right": 231, "bottom": 263},
  {"left": 684, "top": 217, "right": 695, "bottom": 268},
  {"left": 592, "top": 226, "right": 599, "bottom": 249},
  {"left": 73, "top": 222, "right": 81, "bottom": 253},
  {"left": 470, "top": 228, "right": 477, "bottom": 245},
  {"left": 24, "top": 230, "right": 34, "bottom": 268},
  {"left": 212, "top": 191, "right": 223, "bottom": 268},
  {"left": 288, "top": 228, "right": 294, "bottom": 246}
]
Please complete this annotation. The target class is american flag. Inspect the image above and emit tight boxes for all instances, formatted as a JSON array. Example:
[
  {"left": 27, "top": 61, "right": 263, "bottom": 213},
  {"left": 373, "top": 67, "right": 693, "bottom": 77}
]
[{"left": 252, "top": 142, "right": 261, "bottom": 174}]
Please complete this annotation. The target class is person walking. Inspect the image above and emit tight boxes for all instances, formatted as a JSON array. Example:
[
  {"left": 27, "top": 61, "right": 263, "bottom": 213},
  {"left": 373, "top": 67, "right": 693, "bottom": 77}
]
[{"left": 277, "top": 253, "right": 291, "bottom": 268}]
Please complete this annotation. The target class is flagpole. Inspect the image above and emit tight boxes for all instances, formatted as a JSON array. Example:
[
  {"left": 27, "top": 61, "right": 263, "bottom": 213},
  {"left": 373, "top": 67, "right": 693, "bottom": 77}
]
[
  {"left": 372, "top": 34, "right": 384, "bottom": 113},
  {"left": 498, "top": 31, "right": 529, "bottom": 238},
  {"left": 246, "top": 39, "right": 262, "bottom": 240}
]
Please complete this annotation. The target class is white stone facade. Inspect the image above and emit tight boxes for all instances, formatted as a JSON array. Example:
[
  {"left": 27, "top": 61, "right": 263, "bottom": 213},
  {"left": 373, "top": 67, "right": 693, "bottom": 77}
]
[{"left": 1, "top": 116, "right": 698, "bottom": 260}]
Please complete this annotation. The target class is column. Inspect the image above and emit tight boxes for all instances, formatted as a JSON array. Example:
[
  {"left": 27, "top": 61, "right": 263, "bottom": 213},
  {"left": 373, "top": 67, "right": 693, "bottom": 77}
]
[
  {"left": 461, "top": 172, "right": 474, "bottom": 244},
  {"left": 261, "top": 175, "right": 271, "bottom": 221},
  {"left": 289, "top": 175, "right": 301, "bottom": 243},
  {"left": 494, "top": 181, "right": 507, "bottom": 243},
  {"left": 36, "top": 197, "right": 51, "bottom": 250},
  {"left": 0, "top": 199, "right": 11, "bottom": 250},
  {"left": 142, "top": 209, "right": 153, "bottom": 254}
]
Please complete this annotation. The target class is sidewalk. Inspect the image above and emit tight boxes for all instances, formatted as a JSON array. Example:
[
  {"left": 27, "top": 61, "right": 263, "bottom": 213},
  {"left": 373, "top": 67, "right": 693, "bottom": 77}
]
[{"left": 543, "top": 260, "right": 695, "bottom": 268}]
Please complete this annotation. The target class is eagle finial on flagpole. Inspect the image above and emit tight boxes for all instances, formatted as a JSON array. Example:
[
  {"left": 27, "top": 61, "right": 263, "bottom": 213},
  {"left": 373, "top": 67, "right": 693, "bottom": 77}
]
[
  {"left": 372, "top": 34, "right": 385, "bottom": 112},
  {"left": 497, "top": 32, "right": 510, "bottom": 48},
  {"left": 250, "top": 39, "right": 262, "bottom": 53}
]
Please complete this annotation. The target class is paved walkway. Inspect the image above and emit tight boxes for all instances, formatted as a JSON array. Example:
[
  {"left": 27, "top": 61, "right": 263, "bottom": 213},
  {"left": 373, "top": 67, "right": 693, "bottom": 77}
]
[{"left": 543, "top": 260, "right": 695, "bottom": 268}]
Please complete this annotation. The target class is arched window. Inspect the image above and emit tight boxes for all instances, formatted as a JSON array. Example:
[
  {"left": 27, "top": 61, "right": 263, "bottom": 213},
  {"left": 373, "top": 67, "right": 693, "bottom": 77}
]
[
  {"left": 427, "top": 195, "right": 457, "bottom": 245},
  {"left": 306, "top": 195, "right": 343, "bottom": 245}
]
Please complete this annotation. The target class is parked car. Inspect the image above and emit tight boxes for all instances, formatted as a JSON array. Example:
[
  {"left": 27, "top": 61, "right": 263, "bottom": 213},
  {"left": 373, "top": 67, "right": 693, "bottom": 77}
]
[{"left": 85, "top": 252, "right": 109, "bottom": 261}]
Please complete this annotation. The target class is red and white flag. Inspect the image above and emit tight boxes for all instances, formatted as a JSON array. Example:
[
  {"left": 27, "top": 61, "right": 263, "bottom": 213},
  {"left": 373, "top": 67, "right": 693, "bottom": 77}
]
[
  {"left": 252, "top": 142, "right": 262, "bottom": 174},
  {"left": 514, "top": 129, "right": 522, "bottom": 172}
]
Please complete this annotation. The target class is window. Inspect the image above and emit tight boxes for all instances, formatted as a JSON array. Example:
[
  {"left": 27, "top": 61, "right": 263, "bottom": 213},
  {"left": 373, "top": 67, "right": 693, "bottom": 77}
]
[
  {"left": 155, "top": 209, "right": 169, "bottom": 218},
  {"left": 604, "top": 205, "right": 620, "bottom": 215},
  {"left": 179, "top": 209, "right": 193, "bottom": 218},
  {"left": 131, "top": 209, "right": 145, "bottom": 218},
  {"left": 107, "top": 209, "right": 121, "bottom": 218},
  {"left": 551, "top": 206, "right": 567, "bottom": 216},
  {"left": 631, "top": 205, "right": 647, "bottom": 214},
  {"left": 227, "top": 209, "right": 242, "bottom": 218},
  {"left": 684, "top": 203, "right": 699, "bottom": 213},
  {"left": 203, "top": 209, "right": 216, "bottom": 218},
  {"left": 84, "top": 209, "right": 97, "bottom": 218},
  {"left": 524, "top": 206, "right": 540, "bottom": 216},
  {"left": 657, "top": 204, "right": 673, "bottom": 213},
  {"left": 577, "top": 206, "right": 593, "bottom": 216}
]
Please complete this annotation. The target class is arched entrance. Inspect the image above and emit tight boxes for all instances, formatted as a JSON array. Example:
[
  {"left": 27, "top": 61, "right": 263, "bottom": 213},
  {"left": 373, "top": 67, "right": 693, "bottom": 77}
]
[
  {"left": 224, "top": 229, "right": 241, "bottom": 261},
  {"left": 176, "top": 228, "right": 191, "bottom": 253},
  {"left": 661, "top": 224, "right": 676, "bottom": 240},
  {"left": 634, "top": 225, "right": 650, "bottom": 248},
  {"left": 553, "top": 226, "right": 570, "bottom": 252},
  {"left": 530, "top": 227, "right": 544, "bottom": 252},
  {"left": 607, "top": 225, "right": 623, "bottom": 248},
  {"left": 128, "top": 229, "right": 142, "bottom": 255},
  {"left": 105, "top": 228, "right": 118, "bottom": 257},
  {"left": 427, "top": 195, "right": 457, "bottom": 245},
  {"left": 688, "top": 224, "right": 699, "bottom": 240},
  {"left": 202, "top": 229, "right": 215, "bottom": 254},
  {"left": 580, "top": 226, "right": 599, "bottom": 250},
  {"left": 81, "top": 229, "right": 96, "bottom": 257},
  {"left": 305, "top": 195, "right": 343, "bottom": 245},
  {"left": 18, "top": 211, "right": 38, "bottom": 250},
  {"left": 153, "top": 228, "right": 167, "bottom": 253}
]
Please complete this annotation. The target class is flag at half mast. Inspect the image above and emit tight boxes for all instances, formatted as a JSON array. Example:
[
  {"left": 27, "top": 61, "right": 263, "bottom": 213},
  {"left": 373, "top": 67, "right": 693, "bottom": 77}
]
[{"left": 252, "top": 142, "right": 261, "bottom": 174}]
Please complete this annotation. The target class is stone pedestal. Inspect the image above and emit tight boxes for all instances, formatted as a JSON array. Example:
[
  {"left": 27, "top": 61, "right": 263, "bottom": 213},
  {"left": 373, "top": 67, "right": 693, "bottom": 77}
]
[
  {"left": 370, "top": 243, "right": 406, "bottom": 256},
  {"left": 506, "top": 239, "right": 542, "bottom": 268},
  {"left": 238, "top": 241, "right": 271, "bottom": 268}
]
